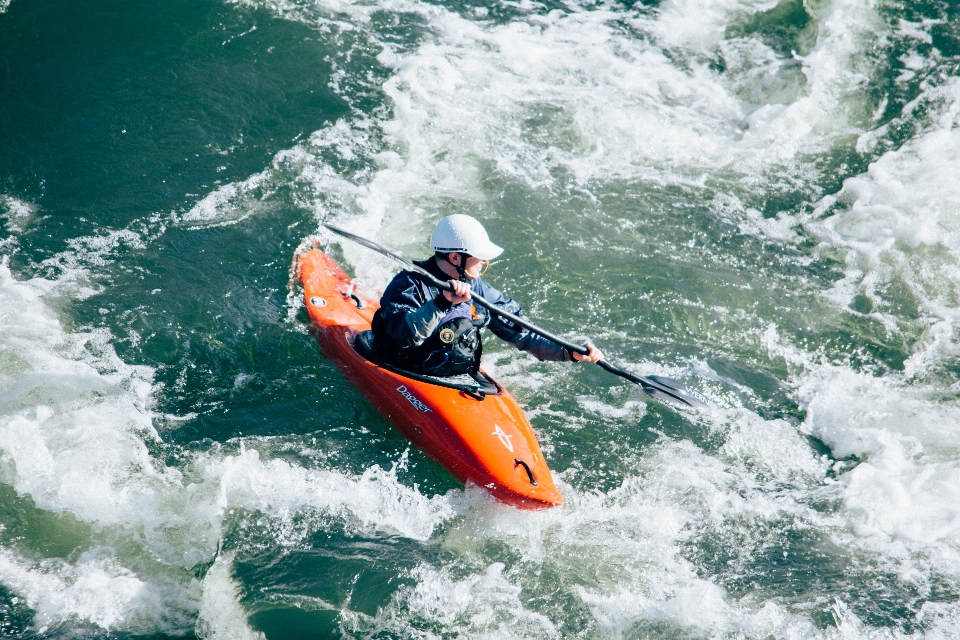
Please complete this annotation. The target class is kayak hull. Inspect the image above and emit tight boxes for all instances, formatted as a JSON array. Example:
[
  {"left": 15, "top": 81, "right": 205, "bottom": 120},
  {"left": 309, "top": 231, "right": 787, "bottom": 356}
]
[{"left": 297, "top": 248, "right": 563, "bottom": 509}]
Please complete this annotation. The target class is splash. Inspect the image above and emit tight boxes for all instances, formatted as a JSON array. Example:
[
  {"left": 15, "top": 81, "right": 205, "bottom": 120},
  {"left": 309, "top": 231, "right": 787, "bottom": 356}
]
[{"left": 0, "top": 262, "right": 454, "bottom": 632}]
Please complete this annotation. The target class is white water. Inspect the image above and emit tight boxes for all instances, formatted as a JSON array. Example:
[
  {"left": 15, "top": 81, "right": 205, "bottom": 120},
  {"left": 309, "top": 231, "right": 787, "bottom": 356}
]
[
  {"left": 289, "top": 0, "right": 960, "bottom": 634},
  {"left": 0, "top": 260, "right": 453, "bottom": 634},
  {"left": 3, "top": 0, "right": 960, "bottom": 636}
]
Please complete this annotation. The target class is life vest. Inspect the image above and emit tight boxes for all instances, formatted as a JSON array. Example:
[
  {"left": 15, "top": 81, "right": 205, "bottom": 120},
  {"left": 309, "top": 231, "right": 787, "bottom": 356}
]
[
  {"left": 412, "top": 315, "right": 482, "bottom": 376},
  {"left": 372, "top": 308, "right": 483, "bottom": 376}
]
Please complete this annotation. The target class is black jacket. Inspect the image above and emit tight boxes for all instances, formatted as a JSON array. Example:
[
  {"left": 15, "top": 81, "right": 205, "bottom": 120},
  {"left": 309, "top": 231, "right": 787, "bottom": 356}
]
[{"left": 372, "top": 257, "right": 571, "bottom": 372}]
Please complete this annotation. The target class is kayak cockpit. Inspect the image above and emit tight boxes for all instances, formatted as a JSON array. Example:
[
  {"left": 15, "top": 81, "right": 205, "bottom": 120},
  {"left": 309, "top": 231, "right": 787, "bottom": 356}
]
[{"left": 351, "top": 330, "right": 500, "bottom": 399}]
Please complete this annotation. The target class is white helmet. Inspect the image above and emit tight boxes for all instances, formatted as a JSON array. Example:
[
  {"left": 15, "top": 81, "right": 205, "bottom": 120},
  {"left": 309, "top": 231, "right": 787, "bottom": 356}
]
[{"left": 430, "top": 214, "right": 503, "bottom": 261}]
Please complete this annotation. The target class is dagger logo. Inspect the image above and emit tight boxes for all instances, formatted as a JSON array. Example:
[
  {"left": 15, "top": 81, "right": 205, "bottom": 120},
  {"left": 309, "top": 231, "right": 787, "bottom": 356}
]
[{"left": 492, "top": 424, "right": 514, "bottom": 452}]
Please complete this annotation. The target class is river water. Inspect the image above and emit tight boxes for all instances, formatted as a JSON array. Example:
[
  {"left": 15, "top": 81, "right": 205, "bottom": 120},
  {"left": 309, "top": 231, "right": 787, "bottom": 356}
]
[{"left": 1, "top": 0, "right": 959, "bottom": 637}]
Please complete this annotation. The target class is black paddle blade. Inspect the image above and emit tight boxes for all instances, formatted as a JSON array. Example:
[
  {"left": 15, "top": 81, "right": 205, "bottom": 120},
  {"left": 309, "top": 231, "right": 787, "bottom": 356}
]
[
  {"left": 639, "top": 375, "right": 711, "bottom": 410},
  {"left": 596, "top": 361, "right": 710, "bottom": 410}
]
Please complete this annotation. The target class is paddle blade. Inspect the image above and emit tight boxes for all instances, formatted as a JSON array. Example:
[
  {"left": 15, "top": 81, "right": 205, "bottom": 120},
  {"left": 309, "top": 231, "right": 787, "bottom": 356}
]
[
  {"left": 640, "top": 375, "right": 711, "bottom": 410},
  {"left": 595, "top": 360, "right": 710, "bottom": 410}
]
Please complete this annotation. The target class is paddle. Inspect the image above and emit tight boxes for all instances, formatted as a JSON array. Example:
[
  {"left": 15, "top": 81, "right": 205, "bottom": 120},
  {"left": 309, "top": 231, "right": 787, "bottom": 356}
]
[{"left": 322, "top": 224, "right": 710, "bottom": 410}]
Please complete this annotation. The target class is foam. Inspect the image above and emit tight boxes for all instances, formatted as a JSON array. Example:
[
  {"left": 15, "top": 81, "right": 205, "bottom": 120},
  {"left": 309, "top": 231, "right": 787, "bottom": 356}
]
[
  {"left": 0, "top": 263, "right": 454, "bottom": 633},
  {"left": 576, "top": 394, "right": 648, "bottom": 421},
  {"left": 212, "top": 0, "right": 883, "bottom": 244},
  {"left": 5, "top": 0, "right": 955, "bottom": 635},
  {"left": 345, "top": 562, "right": 558, "bottom": 639},
  {"left": 0, "top": 261, "right": 173, "bottom": 529},
  {"left": 747, "top": 322, "right": 960, "bottom": 623},
  {"left": 13, "top": 228, "right": 148, "bottom": 303},
  {"left": 578, "top": 583, "right": 829, "bottom": 639},
  {"left": 195, "top": 552, "right": 264, "bottom": 639},
  {"left": 224, "top": 0, "right": 885, "bottom": 258},
  {"left": 348, "top": 435, "right": 848, "bottom": 638},
  {"left": 244, "top": 0, "right": 958, "bottom": 634},
  {"left": 650, "top": 0, "right": 777, "bottom": 52},
  {"left": 370, "top": 5, "right": 742, "bottom": 191},
  {"left": 1, "top": 262, "right": 206, "bottom": 631},
  {"left": 810, "top": 77, "right": 960, "bottom": 376},
  {"left": 735, "top": 0, "right": 882, "bottom": 155},
  {"left": 178, "top": 167, "right": 273, "bottom": 228},
  {"left": 201, "top": 442, "right": 453, "bottom": 543},
  {"left": 1, "top": 196, "right": 35, "bottom": 256},
  {"left": 416, "top": 0, "right": 874, "bottom": 182},
  {"left": 1, "top": 195, "right": 35, "bottom": 230},
  {"left": 797, "top": 365, "right": 960, "bottom": 549},
  {"left": 0, "top": 546, "right": 198, "bottom": 635}
]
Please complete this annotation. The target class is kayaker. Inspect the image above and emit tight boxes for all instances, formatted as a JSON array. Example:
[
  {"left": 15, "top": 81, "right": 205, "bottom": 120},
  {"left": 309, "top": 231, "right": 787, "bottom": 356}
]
[{"left": 371, "top": 214, "right": 603, "bottom": 376}]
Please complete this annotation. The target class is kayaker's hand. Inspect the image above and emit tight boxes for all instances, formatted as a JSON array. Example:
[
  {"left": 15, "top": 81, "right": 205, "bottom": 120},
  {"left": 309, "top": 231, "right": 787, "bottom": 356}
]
[
  {"left": 443, "top": 279, "right": 471, "bottom": 305},
  {"left": 573, "top": 342, "right": 603, "bottom": 363}
]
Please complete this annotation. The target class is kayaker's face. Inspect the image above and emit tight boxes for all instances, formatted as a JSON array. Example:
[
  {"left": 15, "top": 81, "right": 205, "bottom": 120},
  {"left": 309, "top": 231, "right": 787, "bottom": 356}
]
[
  {"left": 447, "top": 253, "right": 489, "bottom": 280},
  {"left": 462, "top": 256, "right": 488, "bottom": 279}
]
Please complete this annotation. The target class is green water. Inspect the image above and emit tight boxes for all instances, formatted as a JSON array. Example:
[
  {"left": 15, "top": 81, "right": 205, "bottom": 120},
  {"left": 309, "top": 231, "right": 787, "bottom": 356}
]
[{"left": 2, "top": 0, "right": 960, "bottom": 636}]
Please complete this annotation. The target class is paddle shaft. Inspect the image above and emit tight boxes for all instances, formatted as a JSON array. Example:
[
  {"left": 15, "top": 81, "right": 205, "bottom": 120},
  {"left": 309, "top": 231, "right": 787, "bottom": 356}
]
[{"left": 322, "top": 224, "right": 703, "bottom": 407}]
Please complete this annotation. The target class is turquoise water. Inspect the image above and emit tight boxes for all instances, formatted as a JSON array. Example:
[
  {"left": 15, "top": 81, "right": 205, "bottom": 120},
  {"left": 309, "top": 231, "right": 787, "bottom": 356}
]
[{"left": 2, "top": 0, "right": 960, "bottom": 636}]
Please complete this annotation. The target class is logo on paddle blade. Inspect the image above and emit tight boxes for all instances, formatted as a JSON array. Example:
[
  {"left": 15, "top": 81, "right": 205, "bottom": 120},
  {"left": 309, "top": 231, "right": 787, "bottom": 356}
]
[{"left": 492, "top": 424, "right": 514, "bottom": 452}]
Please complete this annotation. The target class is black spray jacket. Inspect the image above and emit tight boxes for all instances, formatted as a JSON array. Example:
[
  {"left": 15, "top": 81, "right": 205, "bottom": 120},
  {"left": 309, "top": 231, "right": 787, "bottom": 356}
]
[{"left": 372, "top": 257, "right": 571, "bottom": 374}]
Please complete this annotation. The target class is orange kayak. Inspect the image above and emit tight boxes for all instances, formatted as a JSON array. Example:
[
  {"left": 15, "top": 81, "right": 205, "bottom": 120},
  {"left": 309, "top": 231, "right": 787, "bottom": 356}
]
[{"left": 297, "top": 248, "right": 563, "bottom": 509}]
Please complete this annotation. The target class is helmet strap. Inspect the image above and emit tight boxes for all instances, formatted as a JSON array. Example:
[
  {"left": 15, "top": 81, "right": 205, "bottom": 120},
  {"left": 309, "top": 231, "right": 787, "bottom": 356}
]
[{"left": 442, "top": 252, "right": 469, "bottom": 280}]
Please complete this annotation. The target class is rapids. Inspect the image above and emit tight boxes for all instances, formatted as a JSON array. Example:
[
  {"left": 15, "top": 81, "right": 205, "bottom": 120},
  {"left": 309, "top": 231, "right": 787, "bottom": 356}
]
[{"left": 1, "top": 0, "right": 959, "bottom": 636}]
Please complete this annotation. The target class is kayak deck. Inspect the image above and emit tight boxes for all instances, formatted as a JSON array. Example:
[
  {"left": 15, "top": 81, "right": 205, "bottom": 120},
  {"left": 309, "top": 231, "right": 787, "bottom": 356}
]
[
  {"left": 297, "top": 248, "right": 563, "bottom": 509},
  {"left": 352, "top": 330, "right": 499, "bottom": 398}
]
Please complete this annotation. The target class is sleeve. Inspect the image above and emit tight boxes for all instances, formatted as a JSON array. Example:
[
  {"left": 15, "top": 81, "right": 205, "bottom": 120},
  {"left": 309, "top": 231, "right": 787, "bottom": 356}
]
[
  {"left": 379, "top": 272, "right": 451, "bottom": 348},
  {"left": 480, "top": 281, "right": 573, "bottom": 362}
]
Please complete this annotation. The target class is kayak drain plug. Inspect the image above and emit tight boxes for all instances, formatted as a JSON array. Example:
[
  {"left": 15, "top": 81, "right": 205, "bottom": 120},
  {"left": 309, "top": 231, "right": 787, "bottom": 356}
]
[{"left": 514, "top": 459, "right": 538, "bottom": 486}]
